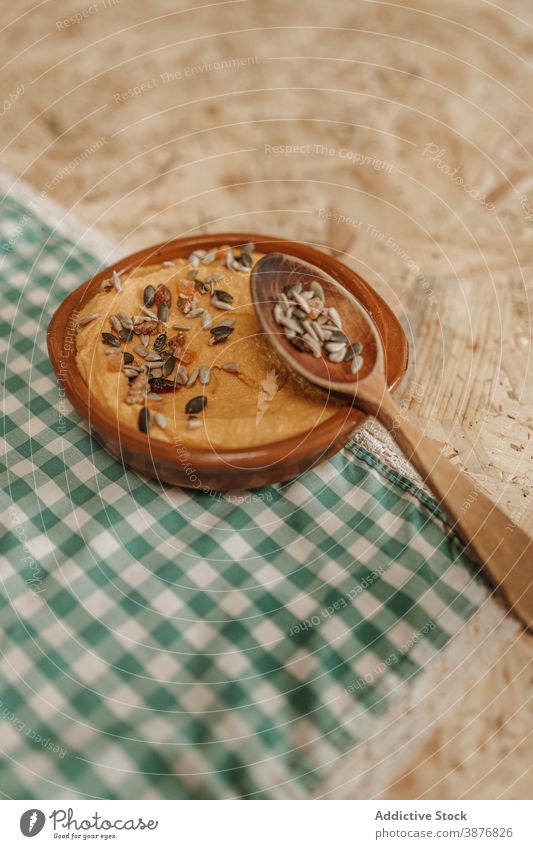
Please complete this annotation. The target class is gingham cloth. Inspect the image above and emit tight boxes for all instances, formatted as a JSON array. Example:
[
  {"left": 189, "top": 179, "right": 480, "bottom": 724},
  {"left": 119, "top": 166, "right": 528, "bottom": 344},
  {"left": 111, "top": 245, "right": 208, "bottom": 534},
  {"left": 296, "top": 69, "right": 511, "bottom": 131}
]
[{"left": 0, "top": 189, "right": 484, "bottom": 799}]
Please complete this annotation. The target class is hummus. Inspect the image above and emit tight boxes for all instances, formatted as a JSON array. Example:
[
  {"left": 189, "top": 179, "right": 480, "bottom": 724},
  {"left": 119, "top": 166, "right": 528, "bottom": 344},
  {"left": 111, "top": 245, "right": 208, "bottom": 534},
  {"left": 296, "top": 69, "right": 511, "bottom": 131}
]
[{"left": 75, "top": 247, "right": 341, "bottom": 449}]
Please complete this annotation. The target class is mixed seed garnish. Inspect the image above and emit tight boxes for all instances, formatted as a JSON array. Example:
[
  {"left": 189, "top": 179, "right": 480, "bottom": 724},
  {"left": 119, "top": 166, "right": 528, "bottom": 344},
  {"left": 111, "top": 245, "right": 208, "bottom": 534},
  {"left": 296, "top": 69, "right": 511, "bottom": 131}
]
[
  {"left": 93, "top": 243, "right": 258, "bottom": 432},
  {"left": 273, "top": 280, "right": 363, "bottom": 372}
]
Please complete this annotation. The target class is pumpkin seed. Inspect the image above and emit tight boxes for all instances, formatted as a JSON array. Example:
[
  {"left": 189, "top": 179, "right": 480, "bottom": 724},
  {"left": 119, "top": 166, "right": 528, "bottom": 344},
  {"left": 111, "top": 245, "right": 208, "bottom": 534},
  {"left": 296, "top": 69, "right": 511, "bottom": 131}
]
[{"left": 157, "top": 303, "right": 169, "bottom": 322}]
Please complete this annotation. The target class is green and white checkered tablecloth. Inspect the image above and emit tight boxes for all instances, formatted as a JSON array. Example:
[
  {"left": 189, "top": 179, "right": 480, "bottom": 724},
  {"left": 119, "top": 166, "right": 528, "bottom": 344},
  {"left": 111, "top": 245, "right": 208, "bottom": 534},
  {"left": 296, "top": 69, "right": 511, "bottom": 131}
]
[{"left": 0, "top": 187, "right": 484, "bottom": 799}]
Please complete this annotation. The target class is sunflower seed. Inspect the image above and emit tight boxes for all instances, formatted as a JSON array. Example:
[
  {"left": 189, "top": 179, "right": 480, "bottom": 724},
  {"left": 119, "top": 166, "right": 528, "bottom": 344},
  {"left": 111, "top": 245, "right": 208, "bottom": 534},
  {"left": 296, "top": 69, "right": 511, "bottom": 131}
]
[
  {"left": 186, "top": 395, "right": 207, "bottom": 415},
  {"left": 104, "top": 347, "right": 120, "bottom": 355},
  {"left": 102, "top": 332, "right": 120, "bottom": 347},
  {"left": 242, "top": 242, "right": 255, "bottom": 254},
  {"left": 302, "top": 320, "right": 320, "bottom": 341},
  {"left": 155, "top": 412, "right": 167, "bottom": 429},
  {"left": 292, "top": 307, "right": 308, "bottom": 321},
  {"left": 150, "top": 368, "right": 163, "bottom": 378},
  {"left": 146, "top": 392, "right": 163, "bottom": 401},
  {"left": 310, "top": 281, "right": 325, "bottom": 300},
  {"left": 117, "top": 311, "right": 133, "bottom": 329},
  {"left": 274, "top": 304, "right": 284, "bottom": 324},
  {"left": 141, "top": 334, "right": 150, "bottom": 347},
  {"left": 157, "top": 303, "right": 169, "bottom": 322},
  {"left": 142, "top": 305, "right": 158, "bottom": 320},
  {"left": 328, "top": 348, "right": 347, "bottom": 363},
  {"left": 311, "top": 321, "right": 325, "bottom": 341},
  {"left": 289, "top": 336, "right": 311, "bottom": 352},
  {"left": 329, "top": 330, "right": 348, "bottom": 343},
  {"left": 351, "top": 355, "right": 364, "bottom": 374},
  {"left": 123, "top": 351, "right": 134, "bottom": 365},
  {"left": 186, "top": 417, "right": 203, "bottom": 429},
  {"left": 123, "top": 366, "right": 140, "bottom": 378},
  {"left": 138, "top": 408, "right": 151, "bottom": 433},
  {"left": 201, "top": 310, "right": 213, "bottom": 329},
  {"left": 285, "top": 282, "right": 302, "bottom": 297},
  {"left": 224, "top": 248, "right": 234, "bottom": 268},
  {"left": 214, "top": 289, "right": 233, "bottom": 304},
  {"left": 215, "top": 316, "right": 235, "bottom": 328},
  {"left": 119, "top": 328, "right": 134, "bottom": 343},
  {"left": 109, "top": 315, "right": 123, "bottom": 334},
  {"left": 145, "top": 352, "right": 163, "bottom": 362},
  {"left": 186, "top": 367, "right": 199, "bottom": 387},
  {"left": 222, "top": 361, "right": 239, "bottom": 372},
  {"left": 202, "top": 248, "right": 217, "bottom": 264},
  {"left": 195, "top": 279, "right": 210, "bottom": 294},
  {"left": 212, "top": 298, "right": 235, "bottom": 311},
  {"left": 172, "top": 322, "right": 192, "bottom": 330},
  {"left": 328, "top": 307, "right": 342, "bottom": 328},
  {"left": 199, "top": 364, "right": 211, "bottom": 385},
  {"left": 302, "top": 333, "right": 322, "bottom": 357},
  {"left": 112, "top": 270, "right": 123, "bottom": 293},
  {"left": 162, "top": 260, "right": 175, "bottom": 267},
  {"left": 175, "top": 365, "right": 189, "bottom": 385},
  {"left": 325, "top": 341, "right": 348, "bottom": 354},
  {"left": 277, "top": 314, "right": 302, "bottom": 334},
  {"left": 133, "top": 344, "right": 148, "bottom": 358},
  {"left": 209, "top": 327, "right": 233, "bottom": 344},
  {"left": 77, "top": 312, "right": 99, "bottom": 326},
  {"left": 188, "top": 308, "right": 204, "bottom": 318},
  {"left": 293, "top": 291, "right": 311, "bottom": 313}
]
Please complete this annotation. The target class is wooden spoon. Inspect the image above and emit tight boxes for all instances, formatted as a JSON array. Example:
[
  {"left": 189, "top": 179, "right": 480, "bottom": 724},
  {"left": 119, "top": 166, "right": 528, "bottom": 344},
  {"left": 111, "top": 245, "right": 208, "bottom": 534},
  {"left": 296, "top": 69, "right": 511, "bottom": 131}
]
[{"left": 251, "top": 252, "right": 533, "bottom": 631}]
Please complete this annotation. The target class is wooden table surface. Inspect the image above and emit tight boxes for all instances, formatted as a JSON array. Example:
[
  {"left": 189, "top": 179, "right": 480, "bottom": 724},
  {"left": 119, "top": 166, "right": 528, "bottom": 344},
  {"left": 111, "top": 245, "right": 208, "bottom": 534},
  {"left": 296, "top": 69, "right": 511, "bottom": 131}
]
[{"left": 2, "top": 0, "right": 532, "bottom": 798}]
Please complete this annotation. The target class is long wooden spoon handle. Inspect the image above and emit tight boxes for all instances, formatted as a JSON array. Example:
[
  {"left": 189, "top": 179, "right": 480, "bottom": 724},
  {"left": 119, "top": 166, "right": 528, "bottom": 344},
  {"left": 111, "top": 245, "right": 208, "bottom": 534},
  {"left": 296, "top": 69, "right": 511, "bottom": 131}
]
[{"left": 357, "top": 381, "right": 533, "bottom": 630}]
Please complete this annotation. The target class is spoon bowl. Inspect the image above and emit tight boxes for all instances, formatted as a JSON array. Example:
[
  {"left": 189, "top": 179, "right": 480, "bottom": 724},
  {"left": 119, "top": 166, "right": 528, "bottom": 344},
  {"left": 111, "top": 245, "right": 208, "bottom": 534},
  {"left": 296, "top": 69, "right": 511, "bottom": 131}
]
[{"left": 251, "top": 252, "right": 379, "bottom": 391}]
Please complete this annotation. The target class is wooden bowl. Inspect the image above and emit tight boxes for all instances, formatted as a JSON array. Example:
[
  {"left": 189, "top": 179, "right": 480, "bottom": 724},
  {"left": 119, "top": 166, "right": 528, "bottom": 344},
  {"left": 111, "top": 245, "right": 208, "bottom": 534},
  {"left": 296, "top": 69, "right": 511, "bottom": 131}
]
[{"left": 47, "top": 234, "right": 408, "bottom": 491}]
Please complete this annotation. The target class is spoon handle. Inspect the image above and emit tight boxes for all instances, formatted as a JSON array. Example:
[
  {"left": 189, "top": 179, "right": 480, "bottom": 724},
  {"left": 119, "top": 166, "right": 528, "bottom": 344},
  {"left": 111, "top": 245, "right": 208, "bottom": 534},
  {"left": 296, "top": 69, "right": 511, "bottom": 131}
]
[{"left": 356, "top": 379, "right": 533, "bottom": 631}]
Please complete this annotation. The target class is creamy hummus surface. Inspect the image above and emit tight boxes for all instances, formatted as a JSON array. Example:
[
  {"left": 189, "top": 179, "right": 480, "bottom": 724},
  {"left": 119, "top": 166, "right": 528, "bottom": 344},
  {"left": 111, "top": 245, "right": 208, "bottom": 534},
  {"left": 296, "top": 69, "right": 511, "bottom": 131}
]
[{"left": 75, "top": 246, "right": 341, "bottom": 449}]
